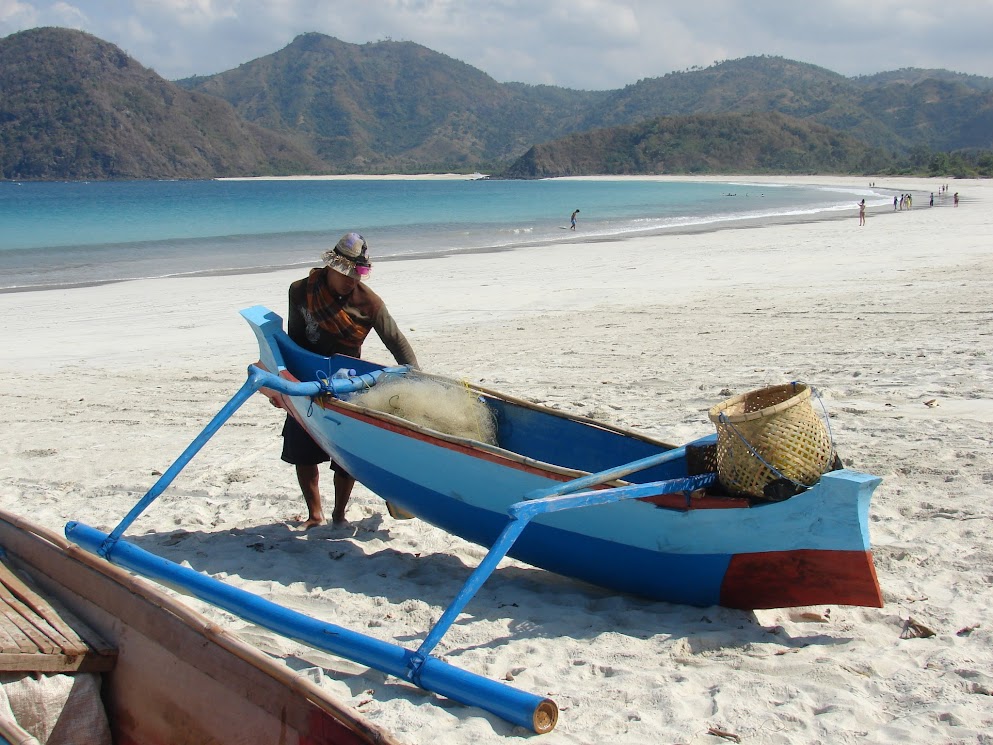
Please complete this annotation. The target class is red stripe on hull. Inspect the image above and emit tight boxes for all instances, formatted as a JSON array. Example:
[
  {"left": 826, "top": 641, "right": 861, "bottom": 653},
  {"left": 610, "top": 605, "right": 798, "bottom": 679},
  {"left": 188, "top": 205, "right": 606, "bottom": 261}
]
[
  {"left": 720, "top": 550, "right": 883, "bottom": 609},
  {"left": 638, "top": 492, "right": 751, "bottom": 510}
]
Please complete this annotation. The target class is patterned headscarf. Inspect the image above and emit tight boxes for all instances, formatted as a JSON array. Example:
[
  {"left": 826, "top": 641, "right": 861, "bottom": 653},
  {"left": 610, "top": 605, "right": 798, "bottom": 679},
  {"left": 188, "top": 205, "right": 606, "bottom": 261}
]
[{"left": 321, "top": 232, "right": 372, "bottom": 279}]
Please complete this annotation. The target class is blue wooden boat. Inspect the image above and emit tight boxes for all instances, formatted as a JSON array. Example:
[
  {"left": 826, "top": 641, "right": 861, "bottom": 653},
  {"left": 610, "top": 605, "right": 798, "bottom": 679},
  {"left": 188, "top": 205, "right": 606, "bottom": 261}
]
[
  {"left": 62, "top": 304, "right": 884, "bottom": 732},
  {"left": 241, "top": 305, "right": 883, "bottom": 611}
]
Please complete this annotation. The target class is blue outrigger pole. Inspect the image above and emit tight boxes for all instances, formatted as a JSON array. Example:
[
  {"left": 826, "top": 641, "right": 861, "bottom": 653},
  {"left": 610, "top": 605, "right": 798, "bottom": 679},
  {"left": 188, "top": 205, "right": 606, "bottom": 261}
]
[
  {"left": 67, "top": 364, "right": 715, "bottom": 734},
  {"left": 67, "top": 365, "right": 556, "bottom": 733}
]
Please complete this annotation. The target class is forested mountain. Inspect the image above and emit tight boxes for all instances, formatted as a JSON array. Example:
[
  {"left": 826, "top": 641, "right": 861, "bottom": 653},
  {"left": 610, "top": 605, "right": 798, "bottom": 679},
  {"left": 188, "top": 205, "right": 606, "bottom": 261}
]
[
  {"left": 500, "top": 112, "right": 887, "bottom": 178},
  {"left": 0, "top": 28, "right": 326, "bottom": 180},
  {"left": 852, "top": 68, "right": 993, "bottom": 92},
  {"left": 181, "top": 42, "right": 993, "bottom": 167},
  {"left": 176, "top": 32, "right": 607, "bottom": 173},
  {"left": 1, "top": 27, "right": 991, "bottom": 180},
  {"left": 575, "top": 56, "right": 993, "bottom": 153}
]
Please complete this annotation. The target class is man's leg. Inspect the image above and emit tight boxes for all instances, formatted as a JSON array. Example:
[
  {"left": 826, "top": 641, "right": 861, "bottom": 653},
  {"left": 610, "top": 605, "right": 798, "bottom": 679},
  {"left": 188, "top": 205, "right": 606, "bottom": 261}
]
[
  {"left": 295, "top": 463, "right": 324, "bottom": 529},
  {"left": 331, "top": 471, "right": 356, "bottom": 525}
]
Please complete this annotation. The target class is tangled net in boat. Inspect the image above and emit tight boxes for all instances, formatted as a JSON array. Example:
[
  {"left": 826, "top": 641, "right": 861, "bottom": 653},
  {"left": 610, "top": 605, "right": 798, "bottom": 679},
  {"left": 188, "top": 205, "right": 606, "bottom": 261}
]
[{"left": 349, "top": 374, "right": 499, "bottom": 446}]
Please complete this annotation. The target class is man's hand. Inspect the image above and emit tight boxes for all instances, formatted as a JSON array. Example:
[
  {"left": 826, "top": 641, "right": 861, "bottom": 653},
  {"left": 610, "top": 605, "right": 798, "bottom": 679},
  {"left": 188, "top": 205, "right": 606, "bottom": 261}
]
[{"left": 262, "top": 389, "right": 284, "bottom": 409}]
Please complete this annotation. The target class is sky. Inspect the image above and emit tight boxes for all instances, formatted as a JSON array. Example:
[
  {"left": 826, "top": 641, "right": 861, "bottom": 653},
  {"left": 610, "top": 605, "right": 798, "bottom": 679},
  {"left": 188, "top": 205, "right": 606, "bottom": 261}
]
[{"left": 2, "top": 1, "right": 992, "bottom": 90}]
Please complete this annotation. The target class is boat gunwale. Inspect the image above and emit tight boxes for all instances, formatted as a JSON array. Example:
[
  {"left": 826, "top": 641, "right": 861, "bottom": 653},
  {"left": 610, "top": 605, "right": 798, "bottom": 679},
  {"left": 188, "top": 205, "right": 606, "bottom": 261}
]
[{"left": 279, "top": 366, "right": 685, "bottom": 489}]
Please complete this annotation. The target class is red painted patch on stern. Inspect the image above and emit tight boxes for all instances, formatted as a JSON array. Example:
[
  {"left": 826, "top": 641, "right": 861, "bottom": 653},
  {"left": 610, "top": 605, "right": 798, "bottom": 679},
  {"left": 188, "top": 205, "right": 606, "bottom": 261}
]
[
  {"left": 639, "top": 492, "right": 750, "bottom": 510},
  {"left": 721, "top": 550, "right": 883, "bottom": 609}
]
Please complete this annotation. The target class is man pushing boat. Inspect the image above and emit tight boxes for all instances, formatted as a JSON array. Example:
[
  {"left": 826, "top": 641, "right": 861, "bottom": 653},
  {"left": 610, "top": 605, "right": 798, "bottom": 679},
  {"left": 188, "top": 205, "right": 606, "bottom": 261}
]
[{"left": 275, "top": 233, "right": 419, "bottom": 528}]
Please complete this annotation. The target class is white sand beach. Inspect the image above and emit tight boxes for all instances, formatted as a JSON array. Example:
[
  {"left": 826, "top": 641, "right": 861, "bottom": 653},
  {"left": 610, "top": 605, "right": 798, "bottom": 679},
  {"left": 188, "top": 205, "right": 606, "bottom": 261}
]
[{"left": 1, "top": 175, "right": 991, "bottom": 744}]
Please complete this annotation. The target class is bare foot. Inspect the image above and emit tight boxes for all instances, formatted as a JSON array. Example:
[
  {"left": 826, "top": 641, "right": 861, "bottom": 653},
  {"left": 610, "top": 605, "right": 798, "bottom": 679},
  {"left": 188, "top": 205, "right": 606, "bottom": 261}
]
[{"left": 298, "top": 515, "right": 325, "bottom": 530}]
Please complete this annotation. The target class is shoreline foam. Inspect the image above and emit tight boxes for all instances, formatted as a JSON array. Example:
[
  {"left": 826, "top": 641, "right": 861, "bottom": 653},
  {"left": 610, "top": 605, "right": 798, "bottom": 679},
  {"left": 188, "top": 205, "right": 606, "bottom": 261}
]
[{"left": 0, "top": 174, "right": 928, "bottom": 295}]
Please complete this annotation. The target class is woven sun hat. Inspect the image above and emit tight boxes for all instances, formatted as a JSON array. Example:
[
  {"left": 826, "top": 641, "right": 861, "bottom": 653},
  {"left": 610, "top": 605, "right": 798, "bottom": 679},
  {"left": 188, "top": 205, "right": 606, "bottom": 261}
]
[{"left": 322, "top": 232, "right": 372, "bottom": 279}]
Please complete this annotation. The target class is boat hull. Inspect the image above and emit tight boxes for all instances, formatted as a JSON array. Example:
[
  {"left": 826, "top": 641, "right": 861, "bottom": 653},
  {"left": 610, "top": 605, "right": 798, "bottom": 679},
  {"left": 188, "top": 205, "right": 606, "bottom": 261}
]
[
  {"left": 243, "top": 305, "right": 883, "bottom": 610},
  {"left": 294, "top": 401, "right": 881, "bottom": 609},
  {"left": 0, "top": 510, "right": 399, "bottom": 745}
]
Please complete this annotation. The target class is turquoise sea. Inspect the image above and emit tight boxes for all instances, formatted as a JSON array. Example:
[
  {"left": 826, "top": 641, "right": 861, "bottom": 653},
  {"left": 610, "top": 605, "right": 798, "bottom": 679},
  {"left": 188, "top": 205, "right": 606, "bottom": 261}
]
[{"left": 0, "top": 177, "right": 882, "bottom": 292}]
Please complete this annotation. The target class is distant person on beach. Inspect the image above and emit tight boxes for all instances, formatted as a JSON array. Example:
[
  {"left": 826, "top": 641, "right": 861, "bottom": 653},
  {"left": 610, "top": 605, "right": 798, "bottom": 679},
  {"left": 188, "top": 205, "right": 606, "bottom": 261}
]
[
  {"left": 930, "top": 193, "right": 934, "bottom": 207},
  {"left": 859, "top": 199, "right": 866, "bottom": 226},
  {"left": 570, "top": 209, "right": 580, "bottom": 230},
  {"left": 954, "top": 192, "right": 959, "bottom": 206},
  {"left": 893, "top": 196, "right": 898, "bottom": 211},
  {"left": 276, "top": 232, "right": 419, "bottom": 529}
]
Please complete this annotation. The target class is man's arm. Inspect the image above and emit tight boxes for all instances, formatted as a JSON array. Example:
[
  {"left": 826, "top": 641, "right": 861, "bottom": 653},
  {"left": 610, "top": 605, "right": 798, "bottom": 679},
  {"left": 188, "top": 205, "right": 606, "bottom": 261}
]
[
  {"left": 286, "top": 280, "right": 306, "bottom": 345},
  {"left": 373, "top": 305, "right": 419, "bottom": 368}
]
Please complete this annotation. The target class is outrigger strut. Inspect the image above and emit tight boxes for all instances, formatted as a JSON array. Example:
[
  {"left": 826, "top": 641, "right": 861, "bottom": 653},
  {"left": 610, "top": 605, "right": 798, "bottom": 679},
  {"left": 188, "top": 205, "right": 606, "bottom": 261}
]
[
  {"left": 97, "top": 365, "right": 406, "bottom": 560},
  {"left": 412, "top": 445, "right": 717, "bottom": 664}
]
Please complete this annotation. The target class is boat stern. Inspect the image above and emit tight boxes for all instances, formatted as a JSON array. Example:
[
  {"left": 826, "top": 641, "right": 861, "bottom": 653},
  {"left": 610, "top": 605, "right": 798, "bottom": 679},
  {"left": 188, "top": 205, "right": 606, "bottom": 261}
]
[{"left": 719, "top": 470, "right": 884, "bottom": 609}]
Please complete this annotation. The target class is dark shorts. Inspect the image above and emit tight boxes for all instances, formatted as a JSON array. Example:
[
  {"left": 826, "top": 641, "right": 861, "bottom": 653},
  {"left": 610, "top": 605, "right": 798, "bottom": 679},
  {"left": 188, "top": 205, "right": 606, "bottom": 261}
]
[{"left": 280, "top": 415, "right": 348, "bottom": 474}]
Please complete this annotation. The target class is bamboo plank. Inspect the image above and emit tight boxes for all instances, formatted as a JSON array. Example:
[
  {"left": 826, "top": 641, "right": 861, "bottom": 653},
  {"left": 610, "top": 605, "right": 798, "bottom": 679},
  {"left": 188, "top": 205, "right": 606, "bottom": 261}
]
[
  {"left": 7, "top": 567, "right": 116, "bottom": 657},
  {"left": 0, "top": 559, "right": 116, "bottom": 670},
  {"left": 0, "top": 605, "right": 39, "bottom": 654},
  {"left": 0, "top": 563, "right": 82, "bottom": 638},
  {"left": 0, "top": 651, "right": 114, "bottom": 673},
  {"left": 0, "top": 566, "right": 86, "bottom": 655},
  {"left": 0, "top": 622, "right": 23, "bottom": 653}
]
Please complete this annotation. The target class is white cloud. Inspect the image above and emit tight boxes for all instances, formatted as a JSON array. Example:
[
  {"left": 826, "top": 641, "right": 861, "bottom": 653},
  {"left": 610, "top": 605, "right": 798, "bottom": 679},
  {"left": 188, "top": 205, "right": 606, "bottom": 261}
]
[
  {"left": 1, "top": 0, "right": 991, "bottom": 86},
  {"left": 0, "top": 0, "right": 38, "bottom": 30},
  {"left": 134, "top": 0, "right": 236, "bottom": 27}
]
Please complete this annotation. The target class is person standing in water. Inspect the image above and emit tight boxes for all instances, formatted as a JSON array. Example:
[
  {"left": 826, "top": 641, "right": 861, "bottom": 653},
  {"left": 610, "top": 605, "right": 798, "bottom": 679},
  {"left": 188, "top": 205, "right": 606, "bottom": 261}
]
[{"left": 570, "top": 209, "right": 580, "bottom": 230}]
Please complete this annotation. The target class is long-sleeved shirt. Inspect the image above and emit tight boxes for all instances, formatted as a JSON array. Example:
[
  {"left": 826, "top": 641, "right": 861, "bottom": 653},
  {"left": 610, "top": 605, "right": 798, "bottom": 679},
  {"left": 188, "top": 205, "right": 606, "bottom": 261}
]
[{"left": 287, "top": 268, "right": 418, "bottom": 367}]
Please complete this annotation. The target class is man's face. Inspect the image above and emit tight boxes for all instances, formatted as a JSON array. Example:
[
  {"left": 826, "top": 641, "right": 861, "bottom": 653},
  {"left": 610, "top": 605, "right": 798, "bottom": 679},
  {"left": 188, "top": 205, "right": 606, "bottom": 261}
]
[{"left": 327, "top": 268, "right": 360, "bottom": 296}]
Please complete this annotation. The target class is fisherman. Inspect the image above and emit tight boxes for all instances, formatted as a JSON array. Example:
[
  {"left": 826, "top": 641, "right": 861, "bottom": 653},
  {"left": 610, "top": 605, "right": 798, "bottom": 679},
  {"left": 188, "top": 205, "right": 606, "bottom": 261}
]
[{"left": 276, "top": 233, "right": 419, "bottom": 528}]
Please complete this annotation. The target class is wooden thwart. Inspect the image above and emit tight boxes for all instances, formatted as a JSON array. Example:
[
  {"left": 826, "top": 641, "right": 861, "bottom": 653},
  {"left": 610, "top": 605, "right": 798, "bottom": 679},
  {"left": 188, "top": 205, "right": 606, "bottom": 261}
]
[{"left": 0, "top": 560, "right": 116, "bottom": 673}]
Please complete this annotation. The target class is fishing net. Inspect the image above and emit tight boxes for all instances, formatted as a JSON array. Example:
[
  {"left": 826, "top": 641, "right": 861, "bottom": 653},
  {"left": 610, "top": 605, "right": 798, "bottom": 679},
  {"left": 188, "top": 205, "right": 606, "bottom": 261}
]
[{"left": 350, "top": 374, "right": 498, "bottom": 446}]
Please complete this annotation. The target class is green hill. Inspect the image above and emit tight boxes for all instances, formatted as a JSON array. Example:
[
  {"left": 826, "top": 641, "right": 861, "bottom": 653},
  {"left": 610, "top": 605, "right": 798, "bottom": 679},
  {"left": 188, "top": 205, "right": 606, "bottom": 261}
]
[
  {"left": 500, "top": 112, "right": 888, "bottom": 178},
  {"left": 176, "top": 32, "right": 606, "bottom": 173},
  {"left": 576, "top": 56, "right": 993, "bottom": 153},
  {"left": 2, "top": 28, "right": 991, "bottom": 180},
  {"left": 0, "top": 27, "right": 327, "bottom": 180},
  {"left": 852, "top": 67, "right": 993, "bottom": 92},
  {"left": 180, "top": 43, "right": 992, "bottom": 170}
]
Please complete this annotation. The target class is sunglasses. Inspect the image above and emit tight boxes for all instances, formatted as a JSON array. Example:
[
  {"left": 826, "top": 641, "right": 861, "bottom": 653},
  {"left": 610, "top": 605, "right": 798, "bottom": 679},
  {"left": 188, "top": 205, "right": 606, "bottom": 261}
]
[{"left": 333, "top": 242, "right": 373, "bottom": 277}]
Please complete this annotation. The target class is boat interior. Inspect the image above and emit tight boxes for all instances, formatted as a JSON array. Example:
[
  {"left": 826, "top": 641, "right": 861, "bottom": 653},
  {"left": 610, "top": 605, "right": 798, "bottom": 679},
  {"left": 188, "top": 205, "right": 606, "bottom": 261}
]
[{"left": 269, "top": 330, "right": 750, "bottom": 508}]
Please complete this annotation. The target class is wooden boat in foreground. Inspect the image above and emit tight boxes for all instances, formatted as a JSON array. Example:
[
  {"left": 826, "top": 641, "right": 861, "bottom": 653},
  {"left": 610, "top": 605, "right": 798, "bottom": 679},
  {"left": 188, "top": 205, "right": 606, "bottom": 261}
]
[
  {"left": 241, "top": 305, "right": 883, "bottom": 611},
  {"left": 0, "top": 509, "right": 400, "bottom": 745}
]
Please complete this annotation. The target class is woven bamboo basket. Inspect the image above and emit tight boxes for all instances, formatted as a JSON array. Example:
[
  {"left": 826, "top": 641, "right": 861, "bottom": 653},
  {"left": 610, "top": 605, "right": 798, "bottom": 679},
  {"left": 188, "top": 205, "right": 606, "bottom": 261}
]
[{"left": 707, "top": 383, "right": 834, "bottom": 499}]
